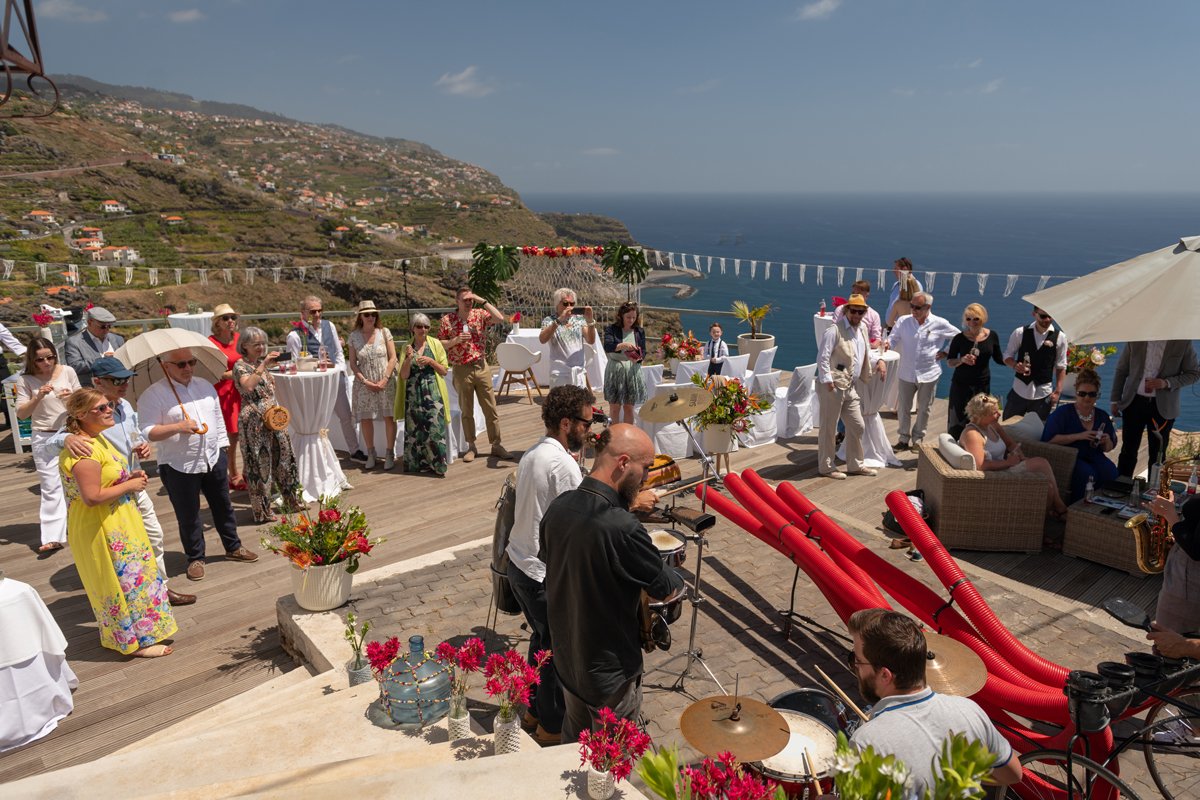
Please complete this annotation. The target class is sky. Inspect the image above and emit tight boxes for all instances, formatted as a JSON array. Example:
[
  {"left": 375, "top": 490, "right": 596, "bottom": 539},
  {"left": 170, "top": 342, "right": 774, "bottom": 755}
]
[{"left": 30, "top": 0, "right": 1200, "bottom": 195}]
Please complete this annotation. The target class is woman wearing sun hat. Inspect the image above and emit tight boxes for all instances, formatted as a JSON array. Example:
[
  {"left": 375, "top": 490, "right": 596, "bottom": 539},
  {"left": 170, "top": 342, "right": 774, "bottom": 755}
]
[
  {"left": 348, "top": 300, "right": 398, "bottom": 469},
  {"left": 209, "top": 303, "right": 244, "bottom": 490}
]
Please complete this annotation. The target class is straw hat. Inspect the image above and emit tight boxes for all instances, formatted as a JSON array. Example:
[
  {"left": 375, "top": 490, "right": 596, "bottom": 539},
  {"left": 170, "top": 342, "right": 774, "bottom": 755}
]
[
  {"left": 212, "top": 303, "right": 238, "bottom": 318},
  {"left": 844, "top": 293, "right": 869, "bottom": 309},
  {"left": 354, "top": 300, "right": 379, "bottom": 316}
]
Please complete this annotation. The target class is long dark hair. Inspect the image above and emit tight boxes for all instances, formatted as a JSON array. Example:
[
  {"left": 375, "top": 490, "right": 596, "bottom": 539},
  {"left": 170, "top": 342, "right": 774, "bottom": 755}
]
[
  {"left": 613, "top": 301, "right": 641, "bottom": 330},
  {"left": 22, "top": 336, "right": 57, "bottom": 376}
]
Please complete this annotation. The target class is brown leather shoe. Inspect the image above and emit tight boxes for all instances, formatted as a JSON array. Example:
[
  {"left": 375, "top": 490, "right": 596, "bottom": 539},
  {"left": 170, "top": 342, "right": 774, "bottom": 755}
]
[
  {"left": 490, "top": 443, "right": 513, "bottom": 460},
  {"left": 520, "top": 710, "right": 539, "bottom": 733},
  {"left": 462, "top": 445, "right": 477, "bottom": 463},
  {"left": 167, "top": 588, "right": 197, "bottom": 605},
  {"left": 186, "top": 560, "right": 205, "bottom": 581},
  {"left": 224, "top": 547, "right": 259, "bottom": 563},
  {"left": 532, "top": 724, "right": 562, "bottom": 747}
]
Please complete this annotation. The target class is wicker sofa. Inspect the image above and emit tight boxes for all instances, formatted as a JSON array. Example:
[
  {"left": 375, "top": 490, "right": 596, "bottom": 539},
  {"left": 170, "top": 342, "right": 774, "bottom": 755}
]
[{"left": 915, "top": 440, "right": 1077, "bottom": 552}]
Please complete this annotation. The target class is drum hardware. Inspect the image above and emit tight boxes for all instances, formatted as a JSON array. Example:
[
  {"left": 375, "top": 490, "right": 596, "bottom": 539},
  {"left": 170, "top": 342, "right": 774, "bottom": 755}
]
[
  {"left": 920, "top": 632, "right": 987, "bottom": 697},
  {"left": 778, "top": 566, "right": 855, "bottom": 648},
  {"left": 679, "top": 691, "right": 790, "bottom": 763},
  {"left": 813, "top": 665, "right": 868, "bottom": 723}
]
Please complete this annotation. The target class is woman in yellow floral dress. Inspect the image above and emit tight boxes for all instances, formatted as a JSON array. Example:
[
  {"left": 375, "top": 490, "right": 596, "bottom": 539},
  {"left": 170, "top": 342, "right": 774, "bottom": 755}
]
[{"left": 59, "top": 389, "right": 177, "bottom": 657}]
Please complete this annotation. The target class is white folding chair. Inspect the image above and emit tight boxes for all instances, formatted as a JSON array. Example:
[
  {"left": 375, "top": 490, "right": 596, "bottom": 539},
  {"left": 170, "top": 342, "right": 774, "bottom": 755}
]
[
  {"left": 719, "top": 353, "right": 750, "bottom": 381},
  {"left": 750, "top": 346, "right": 778, "bottom": 379},
  {"left": 777, "top": 364, "right": 818, "bottom": 438},
  {"left": 675, "top": 359, "right": 709, "bottom": 384},
  {"left": 738, "top": 370, "right": 779, "bottom": 448},
  {"left": 495, "top": 342, "right": 544, "bottom": 404}
]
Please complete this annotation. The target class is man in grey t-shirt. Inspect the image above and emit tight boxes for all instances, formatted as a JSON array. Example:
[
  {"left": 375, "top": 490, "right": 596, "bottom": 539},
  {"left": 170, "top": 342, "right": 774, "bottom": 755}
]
[{"left": 847, "top": 609, "right": 1022, "bottom": 796}]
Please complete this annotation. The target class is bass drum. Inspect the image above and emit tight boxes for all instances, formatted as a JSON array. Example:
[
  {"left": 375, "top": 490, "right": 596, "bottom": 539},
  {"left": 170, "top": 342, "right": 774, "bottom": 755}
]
[{"left": 769, "top": 688, "right": 856, "bottom": 738}]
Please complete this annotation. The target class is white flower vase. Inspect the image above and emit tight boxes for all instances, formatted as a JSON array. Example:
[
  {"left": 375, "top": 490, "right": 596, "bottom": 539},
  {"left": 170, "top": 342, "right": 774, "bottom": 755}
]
[
  {"left": 493, "top": 710, "right": 522, "bottom": 755},
  {"left": 587, "top": 768, "right": 616, "bottom": 800},
  {"left": 668, "top": 358, "right": 680, "bottom": 377},
  {"left": 38, "top": 326, "right": 53, "bottom": 341},
  {"left": 290, "top": 563, "right": 352, "bottom": 611},
  {"left": 346, "top": 657, "right": 372, "bottom": 687},
  {"left": 702, "top": 424, "right": 735, "bottom": 454},
  {"left": 447, "top": 694, "right": 471, "bottom": 740}
]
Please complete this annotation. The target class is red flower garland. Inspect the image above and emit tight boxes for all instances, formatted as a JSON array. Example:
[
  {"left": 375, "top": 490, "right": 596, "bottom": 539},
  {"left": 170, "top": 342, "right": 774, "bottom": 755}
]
[{"left": 519, "top": 245, "right": 605, "bottom": 257}]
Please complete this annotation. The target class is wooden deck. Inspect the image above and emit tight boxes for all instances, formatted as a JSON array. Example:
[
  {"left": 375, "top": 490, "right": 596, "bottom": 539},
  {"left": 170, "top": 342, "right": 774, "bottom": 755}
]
[{"left": 0, "top": 387, "right": 1159, "bottom": 784}]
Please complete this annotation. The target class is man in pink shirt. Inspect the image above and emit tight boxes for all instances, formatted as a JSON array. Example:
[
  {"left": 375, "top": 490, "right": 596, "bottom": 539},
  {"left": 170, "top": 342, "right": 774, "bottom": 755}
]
[{"left": 834, "top": 280, "right": 883, "bottom": 345}]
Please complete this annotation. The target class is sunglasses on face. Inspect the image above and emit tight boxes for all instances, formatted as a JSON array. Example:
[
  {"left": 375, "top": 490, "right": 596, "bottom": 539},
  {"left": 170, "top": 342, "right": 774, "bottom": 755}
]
[
  {"left": 413, "top": 324, "right": 430, "bottom": 330},
  {"left": 846, "top": 308, "right": 866, "bottom": 315},
  {"left": 572, "top": 415, "right": 597, "bottom": 426},
  {"left": 1036, "top": 313, "right": 1052, "bottom": 320},
  {"left": 561, "top": 301, "right": 576, "bottom": 307},
  {"left": 94, "top": 323, "right": 113, "bottom": 330},
  {"left": 846, "top": 649, "right": 871, "bottom": 670},
  {"left": 90, "top": 402, "right": 115, "bottom": 414},
  {"left": 361, "top": 312, "right": 378, "bottom": 318},
  {"left": 965, "top": 317, "right": 981, "bottom": 323},
  {"left": 307, "top": 309, "right": 324, "bottom": 315},
  {"left": 219, "top": 315, "right": 238, "bottom": 322},
  {"left": 168, "top": 359, "right": 198, "bottom": 368},
  {"left": 100, "top": 376, "right": 130, "bottom": 386},
  {"left": 1076, "top": 390, "right": 1099, "bottom": 398},
  {"left": 910, "top": 304, "right": 928, "bottom": 311},
  {"left": 34, "top": 355, "right": 57, "bottom": 363}
]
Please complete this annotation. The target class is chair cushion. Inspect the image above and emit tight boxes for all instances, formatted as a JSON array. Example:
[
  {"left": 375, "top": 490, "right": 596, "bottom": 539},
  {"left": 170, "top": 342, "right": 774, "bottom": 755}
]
[
  {"left": 1003, "top": 413, "right": 1044, "bottom": 444},
  {"left": 937, "top": 433, "right": 976, "bottom": 471}
]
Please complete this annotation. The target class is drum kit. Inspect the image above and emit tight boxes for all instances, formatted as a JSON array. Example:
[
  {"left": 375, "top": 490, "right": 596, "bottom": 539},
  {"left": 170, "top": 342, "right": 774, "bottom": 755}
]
[{"left": 675, "top": 638, "right": 989, "bottom": 799}]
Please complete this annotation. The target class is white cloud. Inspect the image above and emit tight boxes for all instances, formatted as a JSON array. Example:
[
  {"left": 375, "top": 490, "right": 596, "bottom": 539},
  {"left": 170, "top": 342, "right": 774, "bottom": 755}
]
[
  {"left": 679, "top": 79, "right": 720, "bottom": 95},
  {"left": 38, "top": 0, "right": 108, "bottom": 23},
  {"left": 967, "top": 57, "right": 983, "bottom": 69},
  {"left": 980, "top": 78, "right": 1003, "bottom": 94},
  {"left": 796, "top": 0, "right": 842, "bottom": 21},
  {"left": 168, "top": 9, "right": 205, "bottom": 23},
  {"left": 434, "top": 66, "right": 495, "bottom": 98},
  {"left": 582, "top": 147, "right": 619, "bottom": 157}
]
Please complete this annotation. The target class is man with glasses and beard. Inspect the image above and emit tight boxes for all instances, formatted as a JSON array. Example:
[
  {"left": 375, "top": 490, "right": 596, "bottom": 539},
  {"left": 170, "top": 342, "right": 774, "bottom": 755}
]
[
  {"left": 138, "top": 347, "right": 257, "bottom": 582},
  {"left": 847, "top": 609, "right": 1021, "bottom": 796},
  {"left": 540, "top": 424, "right": 683, "bottom": 741},
  {"left": 1002, "top": 306, "right": 1068, "bottom": 421}
]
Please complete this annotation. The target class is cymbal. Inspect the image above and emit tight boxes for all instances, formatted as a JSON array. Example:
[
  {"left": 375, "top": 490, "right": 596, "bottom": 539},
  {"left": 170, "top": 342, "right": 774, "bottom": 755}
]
[
  {"left": 923, "top": 632, "right": 987, "bottom": 697},
  {"left": 639, "top": 386, "right": 713, "bottom": 424},
  {"left": 679, "top": 695, "right": 790, "bottom": 762}
]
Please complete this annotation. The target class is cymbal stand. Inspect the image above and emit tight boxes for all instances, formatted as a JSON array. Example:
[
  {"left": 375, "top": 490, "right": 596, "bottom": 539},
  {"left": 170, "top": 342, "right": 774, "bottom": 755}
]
[
  {"left": 646, "top": 455, "right": 726, "bottom": 694},
  {"left": 679, "top": 418, "right": 721, "bottom": 508}
]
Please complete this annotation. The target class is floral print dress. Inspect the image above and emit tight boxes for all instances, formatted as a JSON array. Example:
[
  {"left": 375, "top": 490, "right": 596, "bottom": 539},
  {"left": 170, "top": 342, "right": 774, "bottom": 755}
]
[
  {"left": 404, "top": 342, "right": 450, "bottom": 475},
  {"left": 59, "top": 436, "right": 177, "bottom": 654},
  {"left": 234, "top": 360, "right": 303, "bottom": 521}
]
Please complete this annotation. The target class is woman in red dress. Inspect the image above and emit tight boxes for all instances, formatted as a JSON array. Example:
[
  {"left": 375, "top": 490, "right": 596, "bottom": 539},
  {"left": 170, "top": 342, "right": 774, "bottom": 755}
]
[{"left": 209, "top": 303, "right": 245, "bottom": 490}]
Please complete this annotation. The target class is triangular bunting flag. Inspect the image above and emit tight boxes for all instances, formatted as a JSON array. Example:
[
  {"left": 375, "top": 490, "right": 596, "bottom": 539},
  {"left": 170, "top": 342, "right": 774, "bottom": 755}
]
[
  {"left": 1004, "top": 275, "right": 1018, "bottom": 297},
  {"left": 951, "top": 272, "right": 962, "bottom": 295},
  {"left": 1037, "top": 275, "right": 1050, "bottom": 291},
  {"left": 976, "top": 273, "right": 988, "bottom": 295}
]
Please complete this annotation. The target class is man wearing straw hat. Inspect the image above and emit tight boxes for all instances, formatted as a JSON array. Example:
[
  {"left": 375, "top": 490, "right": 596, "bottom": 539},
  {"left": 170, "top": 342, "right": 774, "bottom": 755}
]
[
  {"left": 816, "top": 293, "right": 876, "bottom": 479},
  {"left": 138, "top": 347, "right": 258, "bottom": 582}
]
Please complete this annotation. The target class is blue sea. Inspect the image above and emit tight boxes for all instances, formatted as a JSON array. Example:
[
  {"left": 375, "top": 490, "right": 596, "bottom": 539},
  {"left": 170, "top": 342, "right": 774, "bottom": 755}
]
[{"left": 525, "top": 192, "right": 1200, "bottom": 428}]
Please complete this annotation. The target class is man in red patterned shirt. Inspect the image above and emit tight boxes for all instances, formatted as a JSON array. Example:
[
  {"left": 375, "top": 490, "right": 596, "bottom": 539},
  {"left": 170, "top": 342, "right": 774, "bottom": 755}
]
[{"left": 439, "top": 286, "right": 512, "bottom": 461}]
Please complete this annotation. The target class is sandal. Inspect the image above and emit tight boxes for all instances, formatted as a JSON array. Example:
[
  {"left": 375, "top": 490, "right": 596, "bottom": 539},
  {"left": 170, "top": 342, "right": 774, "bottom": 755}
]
[
  {"left": 130, "top": 644, "right": 173, "bottom": 658},
  {"left": 37, "top": 542, "right": 64, "bottom": 553}
]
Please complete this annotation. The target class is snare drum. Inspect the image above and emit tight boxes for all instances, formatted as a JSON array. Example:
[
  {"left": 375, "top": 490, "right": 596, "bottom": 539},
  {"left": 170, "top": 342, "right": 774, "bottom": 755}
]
[
  {"left": 644, "top": 574, "right": 689, "bottom": 651},
  {"left": 750, "top": 710, "right": 838, "bottom": 799},
  {"left": 649, "top": 528, "right": 687, "bottom": 569},
  {"left": 770, "top": 688, "right": 855, "bottom": 737}
]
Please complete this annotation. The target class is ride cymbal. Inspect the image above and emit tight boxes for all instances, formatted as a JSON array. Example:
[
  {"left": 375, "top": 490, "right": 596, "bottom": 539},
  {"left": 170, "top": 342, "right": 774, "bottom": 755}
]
[
  {"left": 679, "top": 695, "right": 790, "bottom": 762},
  {"left": 638, "top": 386, "right": 713, "bottom": 424},
  {"left": 923, "top": 632, "right": 987, "bottom": 697}
]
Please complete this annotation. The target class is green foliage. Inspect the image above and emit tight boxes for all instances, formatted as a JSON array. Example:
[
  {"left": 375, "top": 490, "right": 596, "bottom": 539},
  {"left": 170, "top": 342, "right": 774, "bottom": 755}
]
[
  {"left": 601, "top": 242, "right": 650, "bottom": 299},
  {"left": 469, "top": 243, "right": 520, "bottom": 303},
  {"left": 928, "top": 734, "right": 994, "bottom": 800},
  {"left": 832, "top": 731, "right": 994, "bottom": 800},
  {"left": 731, "top": 300, "right": 772, "bottom": 338},
  {"left": 637, "top": 746, "right": 686, "bottom": 800}
]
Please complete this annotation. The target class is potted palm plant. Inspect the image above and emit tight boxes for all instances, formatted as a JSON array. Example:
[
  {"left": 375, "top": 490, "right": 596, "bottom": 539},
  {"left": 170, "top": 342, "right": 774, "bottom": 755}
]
[{"left": 732, "top": 301, "right": 774, "bottom": 370}]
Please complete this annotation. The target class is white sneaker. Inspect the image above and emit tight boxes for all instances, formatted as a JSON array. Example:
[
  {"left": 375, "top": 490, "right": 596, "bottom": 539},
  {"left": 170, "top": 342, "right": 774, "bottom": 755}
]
[
  {"left": 384, "top": 453, "right": 395, "bottom": 471},
  {"left": 364, "top": 452, "right": 377, "bottom": 469}
]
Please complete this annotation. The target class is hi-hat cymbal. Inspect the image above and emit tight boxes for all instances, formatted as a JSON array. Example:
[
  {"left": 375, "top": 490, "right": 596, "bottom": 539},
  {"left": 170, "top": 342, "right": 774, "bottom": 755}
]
[
  {"left": 923, "top": 632, "right": 987, "bottom": 697},
  {"left": 679, "top": 695, "right": 790, "bottom": 762},
  {"left": 638, "top": 386, "right": 713, "bottom": 424}
]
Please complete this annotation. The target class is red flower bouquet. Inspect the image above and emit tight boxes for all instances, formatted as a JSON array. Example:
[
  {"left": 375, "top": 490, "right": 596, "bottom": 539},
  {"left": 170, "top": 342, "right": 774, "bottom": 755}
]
[
  {"left": 435, "top": 637, "right": 486, "bottom": 698},
  {"left": 484, "top": 648, "right": 550, "bottom": 721},
  {"left": 32, "top": 311, "right": 53, "bottom": 327},
  {"left": 260, "top": 495, "right": 382, "bottom": 573},
  {"left": 578, "top": 707, "right": 652, "bottom": 782}
]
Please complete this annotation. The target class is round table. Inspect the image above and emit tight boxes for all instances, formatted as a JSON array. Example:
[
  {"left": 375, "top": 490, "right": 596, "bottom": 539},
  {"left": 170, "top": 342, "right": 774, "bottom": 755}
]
[
  {"left": 273, "top": 367, "right": 354, "bottom": 501},
  {"left": 167, "top": 312, "right": 214, "bottom": 336},
  {"left": 838, "top": 349, "right": 902, "bottom": 468},
  {"left": 812, "top": 312, "right": 836, "bottom": 351},
  {"left": 0, "top": 578, "right": 78, "bottom": 753}
]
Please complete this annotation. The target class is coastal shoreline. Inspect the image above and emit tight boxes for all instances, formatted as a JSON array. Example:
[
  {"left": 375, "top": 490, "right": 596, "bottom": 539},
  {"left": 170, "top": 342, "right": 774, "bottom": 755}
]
[{"left": 642, "top": 266, "right": 702, "bottom": 299}]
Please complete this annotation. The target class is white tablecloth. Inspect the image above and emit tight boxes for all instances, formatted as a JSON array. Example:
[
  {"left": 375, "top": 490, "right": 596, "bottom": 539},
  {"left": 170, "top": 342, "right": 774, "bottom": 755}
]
[
  {"left": 0, "top": 579, "right": 77, "bottom": 753},
  {"left": 813, "top": 312, "right": 836, "bottom": 350},
  {"left": 838, "top": 350, "right": 902, "bottom": 468},
  {"left": 493, "top": 327, "right": 607, "bottom": 390},
  {"left": 273, "top": 368, "right": 353, "bottom": 501},
  {"left": 167, "top": 312, "right": 215, "bottom": 336}
]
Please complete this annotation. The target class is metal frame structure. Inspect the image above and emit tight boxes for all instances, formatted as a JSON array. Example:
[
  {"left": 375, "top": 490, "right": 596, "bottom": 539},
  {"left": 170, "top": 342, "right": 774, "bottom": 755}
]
[{"left": 2, "top": 0, "right": 59, "bottom": 116}]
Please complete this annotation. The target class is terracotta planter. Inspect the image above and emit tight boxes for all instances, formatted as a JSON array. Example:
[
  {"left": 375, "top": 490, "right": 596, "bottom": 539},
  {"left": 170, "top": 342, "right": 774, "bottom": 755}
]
[
  {"left": 737, "top": 333, "right": 775, "bottom": 371},
  {"left": 290, "top": 562, "right": 352, "bottom": 611}
]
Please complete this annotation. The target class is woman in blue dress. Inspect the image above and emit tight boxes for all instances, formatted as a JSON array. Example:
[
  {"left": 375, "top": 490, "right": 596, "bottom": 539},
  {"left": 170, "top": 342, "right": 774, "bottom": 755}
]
[{"left": 1041, "top": 367, "right": 1119, "bottom": 502}]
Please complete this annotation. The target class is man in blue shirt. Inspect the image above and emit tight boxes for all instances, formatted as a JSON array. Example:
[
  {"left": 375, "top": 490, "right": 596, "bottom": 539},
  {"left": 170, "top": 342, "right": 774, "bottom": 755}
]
[{"left": 48, "top": 357, "right": 196, "bottom": 605}]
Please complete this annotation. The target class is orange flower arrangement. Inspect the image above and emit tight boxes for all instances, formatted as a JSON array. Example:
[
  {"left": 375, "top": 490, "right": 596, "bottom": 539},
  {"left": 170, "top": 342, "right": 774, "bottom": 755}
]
[{"left": 260, "top": 496, "right": 382, "bottom": 573}]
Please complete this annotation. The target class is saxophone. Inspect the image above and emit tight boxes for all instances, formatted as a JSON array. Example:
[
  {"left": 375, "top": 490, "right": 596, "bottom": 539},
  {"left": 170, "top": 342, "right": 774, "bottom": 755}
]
[{"left": 1125, "top": 457, "right": 1189, "bottom": 574}]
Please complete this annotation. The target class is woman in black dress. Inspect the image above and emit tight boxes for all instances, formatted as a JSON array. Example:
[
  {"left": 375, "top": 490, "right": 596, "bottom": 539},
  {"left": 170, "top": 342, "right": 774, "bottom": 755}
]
[{"left": 942, "top": 303, "right": 1006, "bottom": 439}]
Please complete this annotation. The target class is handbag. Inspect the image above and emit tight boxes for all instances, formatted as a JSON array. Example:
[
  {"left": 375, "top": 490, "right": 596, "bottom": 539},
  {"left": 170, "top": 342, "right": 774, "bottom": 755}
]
[
  {"left": 882, "top": 488, "right": 928, "bottom": 536},
  {"left": 262, "top": 404, "right": 291, "bottom": 432}
]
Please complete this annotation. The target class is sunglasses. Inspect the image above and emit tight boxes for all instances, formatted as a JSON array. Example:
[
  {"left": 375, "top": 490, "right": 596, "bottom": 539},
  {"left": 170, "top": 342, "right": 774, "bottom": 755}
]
[
  {"left": 34, "top": 355, "right": 57, "bottom": 363},
  {"left": 910, "top": 304, "right": 928, "bottom": 311},
  {"left": 1076, "top": 390, "right": 1099, "bottom": 398},
  {"left": 845, "top": 649, "right": 871, "bottom": 670},
  {"left": 1036, "top": 313, "right": 1052, "bottom": 320},
  {"left": 307, "top": 309, "right": 324, "bottom": 315},
  {"left": 89, "top": 402, "right": 115, "bottom": 414},
  {"left": 561, "top": 301, "right": 576, "bottom": 307},
  {"left": 845, "top": 308, "right": 866, "bottom": 315},
  {"left": 572, "top": 415, "right": 597, "bottom": 426},
  {"left": 413, "top": 324, "right": 430, "bottom": 329},
  {"left": 361, "top": 312, "right": 378, "bottom": 318},
  {"left": 94, "top": 323, "right": 113, "bottom": 330},
  {"left": 100, "top": 376, "right": 130, "bottom": 386},
  {"left": 168, "top": 359, "right": 198, "bottom": 368},
  {"left": 219, "top": 315, "right": 238, "bottom": 322},
  {"left": 965, "top": 317, "right": 981, "bottom": 323}
]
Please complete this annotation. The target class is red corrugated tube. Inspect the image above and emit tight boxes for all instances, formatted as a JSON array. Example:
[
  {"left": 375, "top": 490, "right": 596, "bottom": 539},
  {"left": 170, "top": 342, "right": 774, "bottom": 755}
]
[{"left": 885, "top": 490, "right": 1071, "bottom": 687}]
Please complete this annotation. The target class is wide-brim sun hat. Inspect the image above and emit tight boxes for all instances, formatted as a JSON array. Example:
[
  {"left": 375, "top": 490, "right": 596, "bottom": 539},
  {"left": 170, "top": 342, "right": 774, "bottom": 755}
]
[
  {"left": 212, "top": 303, "right": 238, "bottom": 318},
  {"left": 355, "top": 300, "right": 379, "bottom": 316}
]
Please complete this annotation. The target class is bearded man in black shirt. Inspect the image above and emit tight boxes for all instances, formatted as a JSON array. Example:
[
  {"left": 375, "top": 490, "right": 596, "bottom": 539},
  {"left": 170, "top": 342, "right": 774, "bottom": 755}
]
[{"left": 539, "top": 424, "right": 684, "bottom": 741}]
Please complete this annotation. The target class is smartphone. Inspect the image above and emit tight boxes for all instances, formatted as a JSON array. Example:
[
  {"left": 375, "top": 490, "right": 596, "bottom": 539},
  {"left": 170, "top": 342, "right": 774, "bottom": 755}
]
[
  {"left": 571, "top": 308, "right": 587, "bottom": 316},
  {"left": 275, "top": 352, "right": 293, "bottom": 362}
]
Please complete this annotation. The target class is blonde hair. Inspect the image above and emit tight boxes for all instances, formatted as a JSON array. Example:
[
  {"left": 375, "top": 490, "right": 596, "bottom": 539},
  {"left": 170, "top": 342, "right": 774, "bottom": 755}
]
[
  {"left": 963, "top": 303, "right": 988, "bottom": 325},
  {"left": 964, "top": 393, "right": 1000, "bottom": 424},
  {"left": 65, "top": 388, "right": 107, "bottom": 434}
]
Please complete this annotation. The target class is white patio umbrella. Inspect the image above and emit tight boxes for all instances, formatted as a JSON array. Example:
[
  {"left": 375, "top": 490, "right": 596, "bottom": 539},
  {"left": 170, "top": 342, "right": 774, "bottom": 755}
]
[
  {"left": 112, "top": 327, "right": 227, "bottom": 401},
  {"left": 1023, "top": 236, "right": 1200, "bottom": 345}
]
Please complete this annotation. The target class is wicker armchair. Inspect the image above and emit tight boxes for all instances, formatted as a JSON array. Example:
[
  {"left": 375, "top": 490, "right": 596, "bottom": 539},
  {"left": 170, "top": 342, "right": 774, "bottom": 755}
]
[{"left": 915, "top": 441, "right": 1077, "bottom": 552}]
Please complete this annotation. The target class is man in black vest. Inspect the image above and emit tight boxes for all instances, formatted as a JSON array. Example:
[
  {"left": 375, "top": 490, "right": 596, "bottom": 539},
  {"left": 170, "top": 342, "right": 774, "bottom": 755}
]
[{"left": 1001, "top": 306, "right": 1068, "bottom": 421}]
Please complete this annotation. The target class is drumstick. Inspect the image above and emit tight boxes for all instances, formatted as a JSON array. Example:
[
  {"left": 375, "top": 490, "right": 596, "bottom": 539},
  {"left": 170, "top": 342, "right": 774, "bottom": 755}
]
[
  {"left": 802, "top": 748, "right": 823, "bottom": 798},
  {"left": 814, "top": 664, "right": 868, "bottom": 722}
]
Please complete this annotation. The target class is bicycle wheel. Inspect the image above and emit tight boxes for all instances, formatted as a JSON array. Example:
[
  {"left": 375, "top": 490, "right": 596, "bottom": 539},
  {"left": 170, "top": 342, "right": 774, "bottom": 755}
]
[
  {"left": 1141, "top": 690, "right": 1200, "bottom": 800},
  {"left": 1002, "top": 749, "right": 1142, "bottom": 800}
]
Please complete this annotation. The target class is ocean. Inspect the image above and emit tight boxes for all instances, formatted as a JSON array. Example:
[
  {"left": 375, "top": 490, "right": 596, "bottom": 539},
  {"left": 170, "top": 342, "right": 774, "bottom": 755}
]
[{"left": 524, "top": 192, "right": 1200, "bottom": 428}]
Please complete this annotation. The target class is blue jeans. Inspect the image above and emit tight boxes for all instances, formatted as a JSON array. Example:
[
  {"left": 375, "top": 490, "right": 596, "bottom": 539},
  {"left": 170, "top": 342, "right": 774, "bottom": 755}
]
[
  {"left": 506, "top": 560, "right": 564, "bottom": 734},
  {"left": 159, "top": 449, "right": 242, "bottom": 563}
]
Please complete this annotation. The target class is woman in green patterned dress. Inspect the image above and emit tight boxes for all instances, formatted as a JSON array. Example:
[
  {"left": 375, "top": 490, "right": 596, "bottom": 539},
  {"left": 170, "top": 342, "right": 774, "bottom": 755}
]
[
  {"left": 234, "top": 327, "right": 303, "bottom": 522},
  {"left": 396, "top": 313, "right": 451, "bottom": 475},
  {"left": 602, "top": 301, "right": 647, "bottom": 425}
]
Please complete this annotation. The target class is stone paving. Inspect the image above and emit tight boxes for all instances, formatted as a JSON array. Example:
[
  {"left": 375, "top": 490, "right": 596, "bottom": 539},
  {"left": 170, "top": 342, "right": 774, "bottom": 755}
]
[{"left": 339, "top": 499, "right": 1173, "bottom": 797}]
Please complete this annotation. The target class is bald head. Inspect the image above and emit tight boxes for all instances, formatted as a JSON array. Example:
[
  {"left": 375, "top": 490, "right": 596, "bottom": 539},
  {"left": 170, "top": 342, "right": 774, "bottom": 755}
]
[{"left": 591, "top": 424, "right": 655, "bottom": 507}]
